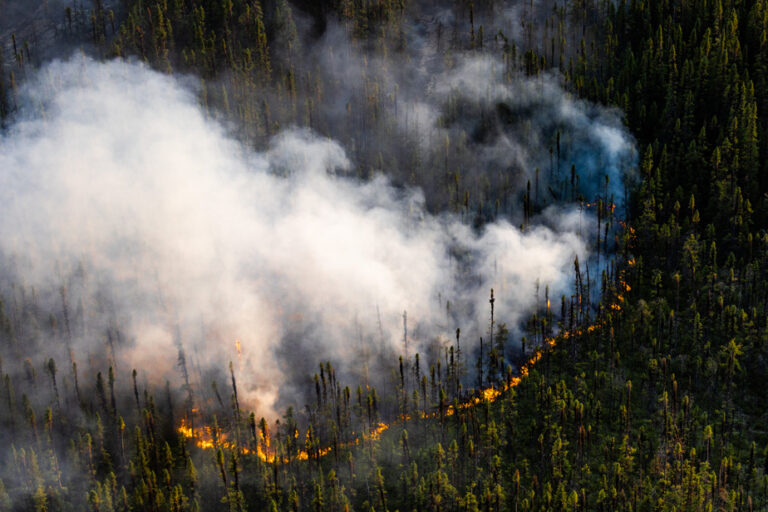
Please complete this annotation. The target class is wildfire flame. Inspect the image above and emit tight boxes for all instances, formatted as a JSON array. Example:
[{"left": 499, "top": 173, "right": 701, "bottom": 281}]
[
  {"left": 177, "top": 419, "right": 253, "bottom": 455},
  {"left": 177, "top": 417, "right": 334, "bottom": 463},
  {"left": 178, "top": 265, "right": 632, "bottom": 465}
]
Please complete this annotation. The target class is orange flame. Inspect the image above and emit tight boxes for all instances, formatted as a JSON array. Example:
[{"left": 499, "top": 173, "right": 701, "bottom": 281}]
[
  {"left": 177, "top": 419, "right": 253, "bottom": 455},
  {"left": 179, "top": 263, "right": 632, "bottom": 465}
]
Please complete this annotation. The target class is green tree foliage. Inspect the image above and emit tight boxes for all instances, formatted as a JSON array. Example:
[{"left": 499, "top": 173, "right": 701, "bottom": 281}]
[{"left": 1, "top": 0, "right": 768, "bottom": 510}]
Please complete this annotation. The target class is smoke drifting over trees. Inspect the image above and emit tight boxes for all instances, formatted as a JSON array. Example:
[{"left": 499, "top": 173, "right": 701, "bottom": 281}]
[
  {"left": 0, "top": 55, "right": 633, "bottom": 415},
  {"left": 0, "top": 2, "right": 689, "bottom": 510},
  {"left": 3, "top": 0, "right": 768, "bottom": 511}
]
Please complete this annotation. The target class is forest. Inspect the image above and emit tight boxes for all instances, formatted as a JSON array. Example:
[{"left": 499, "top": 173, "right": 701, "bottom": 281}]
[{"left": 0, "top": 0, "right": 767, "bottom": 510}]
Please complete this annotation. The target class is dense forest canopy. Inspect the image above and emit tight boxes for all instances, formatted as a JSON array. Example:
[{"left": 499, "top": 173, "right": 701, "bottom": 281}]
[{"left": 0, "top": 0, "right": 767, "bottom": 511}]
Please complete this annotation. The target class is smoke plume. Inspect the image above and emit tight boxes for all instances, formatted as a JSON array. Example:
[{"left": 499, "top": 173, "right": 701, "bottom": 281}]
[{"left": 0, "top": 55, "right": 631, "bottom": 416}]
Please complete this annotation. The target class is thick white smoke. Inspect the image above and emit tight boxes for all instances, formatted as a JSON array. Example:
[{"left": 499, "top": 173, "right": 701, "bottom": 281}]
[{"left": 0, "top": 57, "right": 595, "bottom": 416}]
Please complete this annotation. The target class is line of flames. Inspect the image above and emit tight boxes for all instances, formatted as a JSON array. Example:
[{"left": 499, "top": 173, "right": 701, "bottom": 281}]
[{"left": 179, "top": 271, "right": 632, "bottom": 464}]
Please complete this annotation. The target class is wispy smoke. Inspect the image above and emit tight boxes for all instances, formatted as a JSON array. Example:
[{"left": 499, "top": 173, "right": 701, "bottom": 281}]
[
  {"left": 424, "top": 55, "right": 635, "bottom": 206},
  {"left": 245, "top": 20, "right": 636, "bottom": 219},
  {"left": 0, "top": 55, "right": 631, "bottom": 416}
]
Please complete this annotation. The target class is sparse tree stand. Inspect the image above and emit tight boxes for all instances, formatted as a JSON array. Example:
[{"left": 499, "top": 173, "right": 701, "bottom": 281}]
[{"left": 0, "top": 0, "right": 767, "bottom": 510}]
